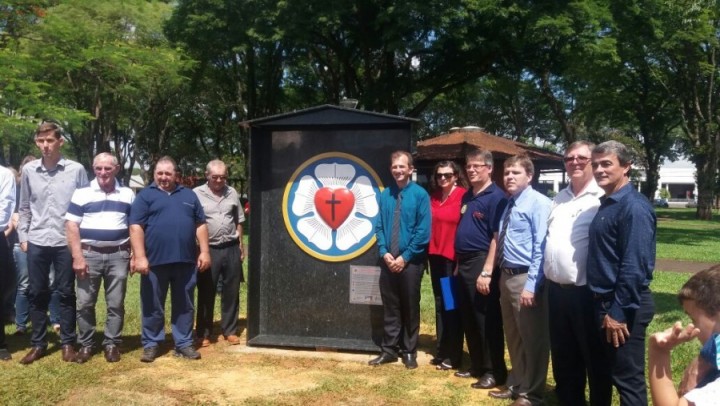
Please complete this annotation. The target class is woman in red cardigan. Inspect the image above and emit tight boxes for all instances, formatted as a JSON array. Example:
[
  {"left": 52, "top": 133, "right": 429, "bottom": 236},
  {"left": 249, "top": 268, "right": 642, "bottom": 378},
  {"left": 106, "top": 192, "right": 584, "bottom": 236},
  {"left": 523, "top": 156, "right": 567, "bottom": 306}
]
[{"left": 428, "top": 160, "right": 468, "bottom": 370}]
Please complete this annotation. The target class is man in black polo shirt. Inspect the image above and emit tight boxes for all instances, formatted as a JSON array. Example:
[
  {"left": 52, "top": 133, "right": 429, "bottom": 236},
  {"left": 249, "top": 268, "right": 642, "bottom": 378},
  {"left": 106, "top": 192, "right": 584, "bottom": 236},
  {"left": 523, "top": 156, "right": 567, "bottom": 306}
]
[{"left": 453, "top": 148, "right": 508, "bottom": 390}]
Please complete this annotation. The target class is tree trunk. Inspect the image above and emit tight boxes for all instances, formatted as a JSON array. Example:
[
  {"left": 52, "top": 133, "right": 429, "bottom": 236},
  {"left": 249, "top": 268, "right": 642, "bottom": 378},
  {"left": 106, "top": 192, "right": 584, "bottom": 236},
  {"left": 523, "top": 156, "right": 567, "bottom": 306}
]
[{"left": 695, "top": 156, "right": 715, "bottom": 220}]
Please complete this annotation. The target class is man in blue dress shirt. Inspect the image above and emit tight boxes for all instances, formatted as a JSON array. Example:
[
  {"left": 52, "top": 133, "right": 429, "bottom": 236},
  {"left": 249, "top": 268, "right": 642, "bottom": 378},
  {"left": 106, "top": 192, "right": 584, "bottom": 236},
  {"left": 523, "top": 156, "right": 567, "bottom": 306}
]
[
  {"left": 490, "top": 154, "right": 551, "bottom": 406},
  {"left": 587, "top": 140, "right": 656, "bottom": 405}
]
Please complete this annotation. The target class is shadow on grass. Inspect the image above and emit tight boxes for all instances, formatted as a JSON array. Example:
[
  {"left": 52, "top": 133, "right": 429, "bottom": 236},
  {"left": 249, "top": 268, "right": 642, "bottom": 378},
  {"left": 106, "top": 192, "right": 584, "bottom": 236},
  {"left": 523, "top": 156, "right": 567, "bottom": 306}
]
[
  {"left": 655, "top": 208, "right": 720, "bottom": 223},
  {"left": 656, "top": 227, "right": 720, "bottom": 246}
]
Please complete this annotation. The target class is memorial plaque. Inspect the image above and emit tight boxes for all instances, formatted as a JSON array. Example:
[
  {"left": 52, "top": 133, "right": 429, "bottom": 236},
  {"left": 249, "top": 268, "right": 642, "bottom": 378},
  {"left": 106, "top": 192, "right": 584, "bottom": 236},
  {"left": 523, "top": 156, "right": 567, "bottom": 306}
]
[{"left": 247, "top": 105, "right": 417, "bottom": 351}]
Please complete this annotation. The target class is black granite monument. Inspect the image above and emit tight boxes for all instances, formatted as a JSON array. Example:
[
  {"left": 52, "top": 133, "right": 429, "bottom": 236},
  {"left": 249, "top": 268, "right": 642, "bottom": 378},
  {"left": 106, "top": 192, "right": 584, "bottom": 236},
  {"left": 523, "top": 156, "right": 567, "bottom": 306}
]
[{"left": 247, "top": 105, "right": 417, "bottom": 351}]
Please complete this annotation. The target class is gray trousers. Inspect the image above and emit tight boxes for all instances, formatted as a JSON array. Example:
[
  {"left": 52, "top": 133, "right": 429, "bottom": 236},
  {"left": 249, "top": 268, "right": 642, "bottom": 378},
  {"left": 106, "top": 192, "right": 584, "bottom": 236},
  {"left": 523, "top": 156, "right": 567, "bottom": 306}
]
[
  {"left": 500, "top": 272, "right": 550, "bottom": 405},
  {"left": 76, "top": 248, "right": 130, "bottom": 348}
]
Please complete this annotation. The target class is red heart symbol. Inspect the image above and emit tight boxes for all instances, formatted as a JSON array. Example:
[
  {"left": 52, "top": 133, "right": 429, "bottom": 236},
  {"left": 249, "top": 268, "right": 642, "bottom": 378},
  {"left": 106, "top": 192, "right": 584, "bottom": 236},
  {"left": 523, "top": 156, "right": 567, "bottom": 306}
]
[{"left": 314, "top": 187, "right": 356, "bottom": 230}]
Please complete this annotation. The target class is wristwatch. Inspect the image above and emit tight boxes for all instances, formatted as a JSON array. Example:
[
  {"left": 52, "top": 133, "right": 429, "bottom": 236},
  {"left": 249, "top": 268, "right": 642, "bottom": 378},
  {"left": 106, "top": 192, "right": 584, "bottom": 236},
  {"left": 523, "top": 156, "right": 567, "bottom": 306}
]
[{"left": 480, "top": 271, "right": 492, "bottom": 278}]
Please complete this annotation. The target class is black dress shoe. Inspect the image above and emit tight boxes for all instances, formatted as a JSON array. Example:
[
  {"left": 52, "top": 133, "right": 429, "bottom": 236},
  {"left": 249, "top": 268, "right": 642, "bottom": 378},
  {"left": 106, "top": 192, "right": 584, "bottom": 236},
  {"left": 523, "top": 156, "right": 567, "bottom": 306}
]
[
  {"left": 75, "top": 346, "right": 93, "bottom": 364},
  {"left": 19, "top": 346, "right": 46, "bottom": 365},
  {"left": 402, "top": 353, "right": 417, "bottom": 369},
  {"left": 0, "top": 348, "right": 11, "bottom": 361},
  {"left": 140, "top": 346, "right": 158, "bottom": 363},
  {"left": 488, "top": 387, "right": 517, "bottom": 400},
  {"left": 454, "top": 370, "right": 475, "bottom": 378},
  {"left": 104, "top": 345, "right": 121, "bottom": 362},
  {"left": 471, "top": 373, "right": 497, "bottom": 389},
  {"left": 429, "top": 356, "right": 443, "bottom": 366},
  {"left": 368, "top": 353, "right": 398, "bottom": 366},
  {"left": 436, "top": 361, "right": 453, "bottom": 371}
]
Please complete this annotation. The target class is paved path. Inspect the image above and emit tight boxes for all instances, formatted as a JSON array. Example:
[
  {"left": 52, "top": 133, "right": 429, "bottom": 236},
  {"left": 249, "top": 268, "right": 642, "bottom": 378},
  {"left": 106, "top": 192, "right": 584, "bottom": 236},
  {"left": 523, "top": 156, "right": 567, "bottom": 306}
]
[{"left": 655, "top": 259, "right": 718, "bottom": 273}]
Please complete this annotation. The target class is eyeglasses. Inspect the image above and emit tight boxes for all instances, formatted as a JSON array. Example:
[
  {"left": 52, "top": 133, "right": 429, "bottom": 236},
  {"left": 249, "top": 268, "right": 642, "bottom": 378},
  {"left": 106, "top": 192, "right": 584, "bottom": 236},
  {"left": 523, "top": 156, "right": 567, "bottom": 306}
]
[
  {"left": 435, "top": 173, "right": 455, "bottom": 179},
  {"left": 563, "top": 156, "right": 590, "bottom": 164},
  {"left": 210, "top": 175, "right": 228, "bottom": 180}
]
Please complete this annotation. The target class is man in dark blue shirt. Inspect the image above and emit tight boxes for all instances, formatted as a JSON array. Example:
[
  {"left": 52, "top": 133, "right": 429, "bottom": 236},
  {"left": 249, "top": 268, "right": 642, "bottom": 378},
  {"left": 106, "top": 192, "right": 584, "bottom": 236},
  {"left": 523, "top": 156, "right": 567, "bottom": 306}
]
[
  {"left": 130, "top": 156, "right": 211, "bottom": 363},
  {"left": 587, "top": 140, "right": 656, "bottom": 405}
]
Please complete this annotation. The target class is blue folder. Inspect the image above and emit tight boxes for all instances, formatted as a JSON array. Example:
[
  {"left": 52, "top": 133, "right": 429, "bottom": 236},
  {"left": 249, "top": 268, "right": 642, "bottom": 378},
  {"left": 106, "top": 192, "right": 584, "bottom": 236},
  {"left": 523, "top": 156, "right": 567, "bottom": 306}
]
[{"left": 440, "top": 276, "right": 456, "bottom": 311}]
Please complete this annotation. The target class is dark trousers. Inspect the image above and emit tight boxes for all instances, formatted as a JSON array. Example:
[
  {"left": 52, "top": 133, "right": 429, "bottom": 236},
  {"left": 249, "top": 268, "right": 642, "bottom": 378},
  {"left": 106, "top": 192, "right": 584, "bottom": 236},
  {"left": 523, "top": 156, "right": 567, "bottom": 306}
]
[
  {"left": 593, "top": 289, "right": 655, "bottom": 406},
  {"left": 379, "top": 260, "right": 424, "bottom": 357},
  {"left": 548, "top": 281, "right": 610, "bottom": 406},
  {"left": 0, "top": 233, "right": 9, "bottom": 349},
  {"left": 428, "top": 254, "right": 463, "bottom": 366},
  {"left": 27, "top": 243, "right": 75, "bottom": 347},
  {"left": 140, "top": 263, "right": 196, "bottom": 350},
  {"left": 457, "top": 251, "right": 507, "bottom": 381},
  {"left": 196, "top": 244, "right": 243, "bottom": 338}
]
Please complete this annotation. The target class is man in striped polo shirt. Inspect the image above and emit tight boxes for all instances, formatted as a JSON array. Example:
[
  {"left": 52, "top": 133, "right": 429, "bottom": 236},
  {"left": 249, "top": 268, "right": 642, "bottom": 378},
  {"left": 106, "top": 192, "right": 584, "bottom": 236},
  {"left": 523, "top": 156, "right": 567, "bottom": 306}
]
[{"left": 66, "top": 153, "right": 134, "bottom": 363}]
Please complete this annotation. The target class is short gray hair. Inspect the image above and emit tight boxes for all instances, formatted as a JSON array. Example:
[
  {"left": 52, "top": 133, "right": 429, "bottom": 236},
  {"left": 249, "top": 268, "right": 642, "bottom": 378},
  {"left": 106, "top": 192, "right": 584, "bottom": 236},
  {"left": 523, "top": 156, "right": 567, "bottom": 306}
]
[{"left": 593, "top": 141, "right": 633, "bottom": 166}]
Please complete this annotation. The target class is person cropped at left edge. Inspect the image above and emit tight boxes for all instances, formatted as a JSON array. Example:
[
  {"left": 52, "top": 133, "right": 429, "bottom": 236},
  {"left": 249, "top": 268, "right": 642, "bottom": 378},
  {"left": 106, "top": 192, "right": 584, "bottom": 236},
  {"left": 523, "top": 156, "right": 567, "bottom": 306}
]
[
  {"left": 17, "top": 121, "right": 90, "bottom": 365},
  {"left": 65, "top": 153, "right": 135, "bottom": 363},
  {"left": 129, "top": 156, "right": 211, "bottom": 363},
  {"left": 369, "top": 150, "right": 430, "bottom": 370},
  {"left": 0, "top": 164, "right": 16, "bottom": 361}
]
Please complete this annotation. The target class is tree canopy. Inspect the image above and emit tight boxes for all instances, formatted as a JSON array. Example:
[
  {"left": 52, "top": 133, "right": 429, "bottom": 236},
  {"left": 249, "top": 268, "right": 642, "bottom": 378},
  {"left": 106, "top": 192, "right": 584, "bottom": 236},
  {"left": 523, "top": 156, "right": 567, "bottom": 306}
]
[{"left": 2, "top": 0, "right": 720, "bottom": 218}]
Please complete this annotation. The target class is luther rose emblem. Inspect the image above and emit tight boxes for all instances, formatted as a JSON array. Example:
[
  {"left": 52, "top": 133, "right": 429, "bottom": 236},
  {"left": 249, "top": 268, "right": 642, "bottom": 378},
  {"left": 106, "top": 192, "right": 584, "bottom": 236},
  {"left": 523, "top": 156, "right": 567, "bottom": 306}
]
[{"left": 283, "top": 152, "right": 383, "bottom": 262}]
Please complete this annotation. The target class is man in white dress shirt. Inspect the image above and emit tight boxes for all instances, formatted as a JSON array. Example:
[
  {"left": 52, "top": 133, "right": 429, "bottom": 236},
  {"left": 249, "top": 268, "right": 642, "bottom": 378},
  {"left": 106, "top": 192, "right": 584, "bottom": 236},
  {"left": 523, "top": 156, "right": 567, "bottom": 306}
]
[{"left": 543, "top": 141, "right": 608, "bottom": 405}]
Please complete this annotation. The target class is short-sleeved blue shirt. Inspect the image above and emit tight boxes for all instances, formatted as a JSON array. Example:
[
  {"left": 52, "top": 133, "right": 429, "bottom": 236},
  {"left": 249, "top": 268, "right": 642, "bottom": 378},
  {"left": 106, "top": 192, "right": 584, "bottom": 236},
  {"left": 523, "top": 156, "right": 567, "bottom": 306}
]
[
  {"left": 455, "top": 183, "right": 508, "bottom": 254},
  {"left": 129, "top": 182, "right": 206, "bottom": 266}
]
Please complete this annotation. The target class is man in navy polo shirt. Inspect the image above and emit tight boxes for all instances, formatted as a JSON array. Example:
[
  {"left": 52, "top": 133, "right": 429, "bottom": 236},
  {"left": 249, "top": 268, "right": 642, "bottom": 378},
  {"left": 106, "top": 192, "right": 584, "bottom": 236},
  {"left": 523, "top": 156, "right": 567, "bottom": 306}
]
[{"left": 130, "top": 156, "right": 211, "bottom": 362}]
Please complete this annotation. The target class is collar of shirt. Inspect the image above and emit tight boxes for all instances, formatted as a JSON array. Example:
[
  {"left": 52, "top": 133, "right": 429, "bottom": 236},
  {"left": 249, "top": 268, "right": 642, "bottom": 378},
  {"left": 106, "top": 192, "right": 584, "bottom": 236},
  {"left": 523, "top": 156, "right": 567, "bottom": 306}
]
[
  {"left": 197, "top": 183, "right": 229, "bottom": 199},
  {"left": 90, "top": 178, "right": 120, "bottom": 193},
  {"left": 601, "top": 182, "right": 633, "bottom": 205},
  {"left": 36, "top": 157, "right": 67, "bottom": 172},
  {"left": 149, "top": 182, "right": 184, "bottom": 194}
]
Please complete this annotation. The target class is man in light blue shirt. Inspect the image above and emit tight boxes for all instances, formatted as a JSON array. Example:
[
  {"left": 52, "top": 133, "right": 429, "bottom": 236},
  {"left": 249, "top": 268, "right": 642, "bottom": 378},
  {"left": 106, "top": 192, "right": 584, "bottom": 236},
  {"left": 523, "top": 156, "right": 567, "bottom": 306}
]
[{"left": 489, "top": 155, "right": 551, "bottom": 406}]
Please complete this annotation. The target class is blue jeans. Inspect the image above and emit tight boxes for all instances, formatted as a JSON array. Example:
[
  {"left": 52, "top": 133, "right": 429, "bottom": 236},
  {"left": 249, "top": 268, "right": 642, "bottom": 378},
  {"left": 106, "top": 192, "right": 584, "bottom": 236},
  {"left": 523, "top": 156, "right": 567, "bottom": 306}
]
[
  {"left": 140, "top": 263, "right": 196, "bottom": 350},
  {"left": 14, "top": 243, "right": 61, "bottom": 330},
  {"left": 76, "top": 249, "right": 130, "bottom": 349}
]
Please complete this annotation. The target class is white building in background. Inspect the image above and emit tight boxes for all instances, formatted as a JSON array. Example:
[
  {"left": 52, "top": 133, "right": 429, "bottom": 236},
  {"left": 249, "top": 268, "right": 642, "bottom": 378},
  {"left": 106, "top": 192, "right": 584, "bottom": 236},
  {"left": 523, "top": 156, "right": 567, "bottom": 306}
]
[{"left": 538, "top": 157, "right": 697, "bottom": 201}]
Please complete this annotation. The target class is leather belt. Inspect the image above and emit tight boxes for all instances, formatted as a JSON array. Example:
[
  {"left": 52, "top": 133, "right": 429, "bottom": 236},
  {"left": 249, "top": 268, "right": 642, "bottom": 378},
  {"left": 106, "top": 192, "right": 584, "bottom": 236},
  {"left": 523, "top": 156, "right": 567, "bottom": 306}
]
[
  {"left": 501, "top": 266, "right": 529, "bottom": 276},
  {"left": 209, "top": 239, "right": 239, "bottom": 249},
  {"left": 550, "top": 280, "right": 580, "bottom": 289},
  {"left": 593, "top": 292, "right": 614, "bottom": 300},
  {"left": 81, "top": 243, "right": 130, "bottom": 254}
]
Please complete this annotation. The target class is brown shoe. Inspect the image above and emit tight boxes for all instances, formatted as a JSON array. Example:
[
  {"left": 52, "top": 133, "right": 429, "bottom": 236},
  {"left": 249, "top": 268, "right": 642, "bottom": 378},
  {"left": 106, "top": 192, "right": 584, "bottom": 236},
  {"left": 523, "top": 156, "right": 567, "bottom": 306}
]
[
  {"left": 61, "top": 344, "right": 77, "bottom": 362},
  {"left": 75, "top": 347, "right": 93, "bottom": 364},
  {"left": 196, "top": 337, "right": 210, "bottom": 348},
  {"left": 19, "top": 347, "right": 46, "bottom": 365},
  {"left": 225, "top": 335, "right": 240, "bottom": 345},
  {"left": 104, "top": 345, "right": 121, "bottom": 362},
  {"left": 510, "top": 397, "right": 533, "bottom": 406}
]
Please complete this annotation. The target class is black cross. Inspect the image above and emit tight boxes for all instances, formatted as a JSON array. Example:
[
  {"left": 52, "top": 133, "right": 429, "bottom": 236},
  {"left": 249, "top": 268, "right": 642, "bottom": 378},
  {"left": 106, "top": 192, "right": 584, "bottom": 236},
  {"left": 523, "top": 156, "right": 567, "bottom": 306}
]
[{"left": 325, "top": 192, "right": 342, "bottom": 222}]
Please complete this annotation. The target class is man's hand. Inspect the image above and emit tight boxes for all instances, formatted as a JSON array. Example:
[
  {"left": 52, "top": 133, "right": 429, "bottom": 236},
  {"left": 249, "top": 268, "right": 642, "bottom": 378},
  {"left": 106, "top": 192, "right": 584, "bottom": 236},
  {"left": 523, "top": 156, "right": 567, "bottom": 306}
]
[
  {"left": 476, "top": 269, "right": 492, "bottom": 295},
  {"left": 240, "top": 243, "right": 246, "bottom": 262},
  {"left": 391, "top": 256, "right": 406, "bottom": 273},
  {"left": 603, "top": 314, "right": 631, "bottom": 347},
  {"left": 197, "top": 252, "right": 211, "bottom": 272},
  {"left": 20, "top": 241, "right": 27, "bottom": 252},
  {"left": 72, "top": 257, "right": 89, "bottom": 279},
  {"left": 519, "top": 289, "right": 535, "bottom": 307},
  {"left": 132, "top": 255, "right": 150, "bottom": 276},
  {"left": 679, "top": 357, "right": 701, "bottom": 396}
]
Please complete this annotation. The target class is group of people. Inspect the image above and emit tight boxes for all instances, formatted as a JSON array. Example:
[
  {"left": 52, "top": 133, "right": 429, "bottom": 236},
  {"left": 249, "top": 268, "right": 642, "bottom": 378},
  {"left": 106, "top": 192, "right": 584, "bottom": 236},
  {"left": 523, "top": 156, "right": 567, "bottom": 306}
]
[
  {"left": 370, "top": 141, "right": 658, "bottom": 406},
  {"left": 0, "top": 121, "right": 246, "bottom": 364}
]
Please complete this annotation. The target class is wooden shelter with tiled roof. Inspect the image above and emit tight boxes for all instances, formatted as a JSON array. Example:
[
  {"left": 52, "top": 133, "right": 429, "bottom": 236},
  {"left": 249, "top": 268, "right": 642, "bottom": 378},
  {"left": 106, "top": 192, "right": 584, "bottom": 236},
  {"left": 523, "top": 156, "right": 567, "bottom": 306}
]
[{"left": 414, "top": 126, "right": 564, "bottom": 192}]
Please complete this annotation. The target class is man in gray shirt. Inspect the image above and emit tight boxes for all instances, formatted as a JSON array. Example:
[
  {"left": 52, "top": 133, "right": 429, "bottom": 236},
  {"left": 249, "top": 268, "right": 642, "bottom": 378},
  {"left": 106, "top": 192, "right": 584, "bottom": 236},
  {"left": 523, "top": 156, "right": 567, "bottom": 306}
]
[
  {"left": 17, "top": 121, "right": 89, "bottom": 364},
  {"left": 0, "top": 164, "right": 16, "bottom": 361},
  {"left": 194, "top": 160, "right": 245, "bottom": 346}
]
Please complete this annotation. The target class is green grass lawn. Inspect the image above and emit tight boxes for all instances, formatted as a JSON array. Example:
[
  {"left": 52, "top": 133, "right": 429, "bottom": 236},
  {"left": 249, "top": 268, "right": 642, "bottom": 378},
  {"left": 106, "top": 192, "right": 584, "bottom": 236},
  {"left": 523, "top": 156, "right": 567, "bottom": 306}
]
[
  {"left": 656, "top": 208, "right": 720, "bottom": 262},
  {"left": 1, "top": 214, "right": 715, "bottom": 405}
]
